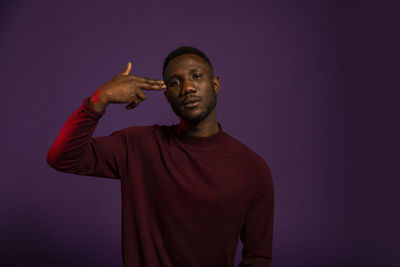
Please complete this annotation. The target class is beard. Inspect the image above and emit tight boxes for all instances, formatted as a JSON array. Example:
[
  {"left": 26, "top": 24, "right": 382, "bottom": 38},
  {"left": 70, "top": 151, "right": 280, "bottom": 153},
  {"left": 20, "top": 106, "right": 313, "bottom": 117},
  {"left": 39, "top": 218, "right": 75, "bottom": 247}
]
[{"left": 170, "top": 94, "right": 217, "bottom": 124}]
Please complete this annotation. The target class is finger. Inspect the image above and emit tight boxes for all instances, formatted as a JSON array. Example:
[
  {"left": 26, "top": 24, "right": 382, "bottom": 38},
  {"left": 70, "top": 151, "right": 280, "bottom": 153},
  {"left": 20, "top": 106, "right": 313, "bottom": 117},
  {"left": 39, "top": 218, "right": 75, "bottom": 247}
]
[
  {"left": 119, "top": 62, "right": 132, "bottom": 76},
  {"left": 139, "top": 82, "right": 167, "bottom": 91},
  {"left": 134, "top": 75, "right": 165, "bottom": 85},
  {"left": 136, "top": 90, "right": 146, "bottom": 100},
  {"left": 125, "top": 101, "right": 138, "bottom": 110}
]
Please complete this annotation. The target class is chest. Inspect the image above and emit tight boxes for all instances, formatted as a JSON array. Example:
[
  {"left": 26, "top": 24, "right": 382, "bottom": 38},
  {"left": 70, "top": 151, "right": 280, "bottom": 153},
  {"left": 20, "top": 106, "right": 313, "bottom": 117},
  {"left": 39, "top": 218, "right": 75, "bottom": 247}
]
[{"left": 142, "top": 144, "right": 255, "bottom": 216}]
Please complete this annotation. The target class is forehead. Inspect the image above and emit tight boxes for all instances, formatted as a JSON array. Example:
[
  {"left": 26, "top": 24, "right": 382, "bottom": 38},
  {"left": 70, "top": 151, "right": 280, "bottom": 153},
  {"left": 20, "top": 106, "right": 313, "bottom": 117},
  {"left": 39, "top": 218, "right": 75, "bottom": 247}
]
[{"left": 164, "top": 54, "right": 212, "bottom": 78}]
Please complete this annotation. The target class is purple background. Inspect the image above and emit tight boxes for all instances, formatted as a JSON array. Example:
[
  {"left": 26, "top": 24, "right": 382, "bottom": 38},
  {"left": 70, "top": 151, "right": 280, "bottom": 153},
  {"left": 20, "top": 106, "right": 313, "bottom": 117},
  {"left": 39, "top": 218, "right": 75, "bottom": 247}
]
[{"left": 1, "top": 0, "right": 398, "bottom": 266}]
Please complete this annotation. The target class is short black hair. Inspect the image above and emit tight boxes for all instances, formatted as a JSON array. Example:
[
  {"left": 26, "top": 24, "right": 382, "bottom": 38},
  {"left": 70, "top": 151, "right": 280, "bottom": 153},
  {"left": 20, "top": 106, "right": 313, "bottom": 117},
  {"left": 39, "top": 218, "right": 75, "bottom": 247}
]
[{"left": 162, "top": 46, "right": 214, "bottom": 78}]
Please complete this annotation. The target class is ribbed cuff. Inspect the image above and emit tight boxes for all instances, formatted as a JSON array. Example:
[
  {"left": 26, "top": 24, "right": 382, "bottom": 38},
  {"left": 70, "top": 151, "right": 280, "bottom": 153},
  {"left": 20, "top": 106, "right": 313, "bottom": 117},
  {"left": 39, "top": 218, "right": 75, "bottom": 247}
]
[{"left": 81, "top": 97, "right": 105, "bottom": 119}]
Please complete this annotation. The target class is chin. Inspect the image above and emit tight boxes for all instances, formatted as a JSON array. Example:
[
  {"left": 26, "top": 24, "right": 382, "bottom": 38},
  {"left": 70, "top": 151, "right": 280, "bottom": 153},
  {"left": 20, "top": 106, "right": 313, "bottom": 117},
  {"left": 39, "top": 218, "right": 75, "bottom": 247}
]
[
  {"left": 181, "top": 111, "right": 208, "bottom": 124},
  {"left": 172, "top": 102, "right": 215, "bottom": 124}
]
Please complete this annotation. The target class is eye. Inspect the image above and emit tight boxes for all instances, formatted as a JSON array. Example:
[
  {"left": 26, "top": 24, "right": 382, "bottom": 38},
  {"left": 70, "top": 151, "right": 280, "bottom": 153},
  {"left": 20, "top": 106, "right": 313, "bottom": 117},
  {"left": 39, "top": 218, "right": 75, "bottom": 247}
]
[
  {"left": 168, "top": 79, "right": 181, "bottom": 87},
  {"left": 193, "top": 73, "right": 203, "bottom": 79}
]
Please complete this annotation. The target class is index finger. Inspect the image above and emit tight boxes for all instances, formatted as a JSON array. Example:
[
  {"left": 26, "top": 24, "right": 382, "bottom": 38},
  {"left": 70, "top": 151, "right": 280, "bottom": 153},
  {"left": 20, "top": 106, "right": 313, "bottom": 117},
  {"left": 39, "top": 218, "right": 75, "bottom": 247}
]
[
  {"left": 139, "top": 82, "right": 167, "bottom": 91},
  {"left": 134, "top": 75, "right": 165, "bottom": 85}
]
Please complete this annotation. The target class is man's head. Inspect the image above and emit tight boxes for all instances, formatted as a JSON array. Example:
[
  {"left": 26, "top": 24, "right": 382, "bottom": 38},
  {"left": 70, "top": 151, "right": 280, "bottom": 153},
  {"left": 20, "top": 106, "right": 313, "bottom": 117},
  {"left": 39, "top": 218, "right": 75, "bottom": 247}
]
[
  {"left": 162, "top": 46, "right": 214, "bottom": 79},
  {"left": 163, "top": 46, "right": 220, "bottom": 124}
]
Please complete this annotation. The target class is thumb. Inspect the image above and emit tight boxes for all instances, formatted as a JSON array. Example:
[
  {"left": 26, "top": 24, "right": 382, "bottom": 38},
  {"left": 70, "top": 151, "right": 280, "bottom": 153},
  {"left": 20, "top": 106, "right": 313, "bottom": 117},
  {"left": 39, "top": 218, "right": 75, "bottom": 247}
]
[{"left": 119, "top": 62, "right": 132, "bottom": 76}]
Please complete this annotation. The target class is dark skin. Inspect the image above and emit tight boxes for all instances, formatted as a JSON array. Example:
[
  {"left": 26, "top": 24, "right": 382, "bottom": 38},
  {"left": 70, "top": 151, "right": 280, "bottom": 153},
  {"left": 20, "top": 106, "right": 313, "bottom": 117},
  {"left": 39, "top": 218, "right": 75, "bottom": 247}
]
[
  {"left": 89, "top": 54, "right": 220, "bottom": 137},
  {"left": 89, "top": 62, "right": 166, "bottom": 112},
  {"left": 163, "top": 54, "right": 220, "bottom": 137}
]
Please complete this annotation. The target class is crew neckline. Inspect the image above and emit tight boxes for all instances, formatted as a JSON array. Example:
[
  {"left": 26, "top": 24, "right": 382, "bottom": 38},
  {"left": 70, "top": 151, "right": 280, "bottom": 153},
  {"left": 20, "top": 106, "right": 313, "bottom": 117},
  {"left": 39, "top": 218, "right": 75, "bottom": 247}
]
[{"left": 171, "top": 123, "right": 225, "bottom": 148}]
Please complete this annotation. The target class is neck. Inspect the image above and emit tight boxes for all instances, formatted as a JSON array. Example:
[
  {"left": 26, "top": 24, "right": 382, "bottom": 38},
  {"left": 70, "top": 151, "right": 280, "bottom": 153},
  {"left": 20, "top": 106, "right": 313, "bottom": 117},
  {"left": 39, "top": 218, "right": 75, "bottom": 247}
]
[{"left": 177, "top": 110, "right": 219, "bottom": 137}]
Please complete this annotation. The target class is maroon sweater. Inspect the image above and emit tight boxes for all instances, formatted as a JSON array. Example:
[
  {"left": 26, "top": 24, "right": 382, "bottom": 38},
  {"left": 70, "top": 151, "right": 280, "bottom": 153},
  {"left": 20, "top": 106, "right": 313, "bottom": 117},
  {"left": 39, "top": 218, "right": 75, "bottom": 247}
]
[{"left": 47, "top": 99, "right": 274, "bottom": 267}]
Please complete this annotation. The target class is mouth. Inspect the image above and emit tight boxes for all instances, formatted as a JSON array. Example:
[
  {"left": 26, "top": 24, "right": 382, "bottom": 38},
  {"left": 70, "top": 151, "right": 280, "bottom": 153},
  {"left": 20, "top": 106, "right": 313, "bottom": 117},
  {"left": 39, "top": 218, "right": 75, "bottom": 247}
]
[{"left": 182, "top": 97, "right": 200, "bottom": 108}]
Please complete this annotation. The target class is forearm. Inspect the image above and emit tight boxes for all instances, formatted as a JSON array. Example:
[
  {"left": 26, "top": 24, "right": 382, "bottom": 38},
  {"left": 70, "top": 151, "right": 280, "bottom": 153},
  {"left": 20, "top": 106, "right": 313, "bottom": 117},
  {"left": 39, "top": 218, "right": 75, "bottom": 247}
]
[{"left": 46, "top": 98, "right": 104, "bottom": 173}]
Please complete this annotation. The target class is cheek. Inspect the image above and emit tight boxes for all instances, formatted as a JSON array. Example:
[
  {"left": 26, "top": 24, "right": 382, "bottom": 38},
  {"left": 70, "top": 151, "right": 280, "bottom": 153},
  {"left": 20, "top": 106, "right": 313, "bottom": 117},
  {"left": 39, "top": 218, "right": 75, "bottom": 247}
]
[
  {"left": 166, "top": 90, "right": 175, "bottom": 99},
  {"left": 168, "top": 92, "right": 180, "bottom": 105},
  {"left": 204, "top": 84, "right": 217, "bottom": 98}
]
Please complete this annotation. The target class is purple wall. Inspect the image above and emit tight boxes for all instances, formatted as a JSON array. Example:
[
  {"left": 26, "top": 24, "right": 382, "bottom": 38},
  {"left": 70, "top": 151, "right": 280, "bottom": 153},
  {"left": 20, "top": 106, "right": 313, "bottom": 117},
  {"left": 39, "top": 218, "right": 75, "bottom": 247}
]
[{"left": 1, "top": 0, "right": 398, "bottom": 266}]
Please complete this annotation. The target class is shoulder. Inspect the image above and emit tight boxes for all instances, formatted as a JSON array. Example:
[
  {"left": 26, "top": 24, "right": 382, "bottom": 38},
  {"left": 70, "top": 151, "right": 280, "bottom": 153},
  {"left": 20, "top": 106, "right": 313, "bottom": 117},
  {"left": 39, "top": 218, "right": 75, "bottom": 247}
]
[
  {"left": 222, "top": 132, "right": 267, "bottom": 163},
  {"left": 222, "top": 131, "right": 272, "bottom": 178},
  {"left": 222, "top": 132, "right": 273, "bottom": 198}
]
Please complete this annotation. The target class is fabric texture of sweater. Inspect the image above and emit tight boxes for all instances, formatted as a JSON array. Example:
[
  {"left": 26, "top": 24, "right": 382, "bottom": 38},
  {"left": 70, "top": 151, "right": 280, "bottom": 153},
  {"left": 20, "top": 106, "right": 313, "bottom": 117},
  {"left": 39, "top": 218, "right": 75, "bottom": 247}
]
[{"left": 47, "top": 99, "right": 274, "bottom": 267}]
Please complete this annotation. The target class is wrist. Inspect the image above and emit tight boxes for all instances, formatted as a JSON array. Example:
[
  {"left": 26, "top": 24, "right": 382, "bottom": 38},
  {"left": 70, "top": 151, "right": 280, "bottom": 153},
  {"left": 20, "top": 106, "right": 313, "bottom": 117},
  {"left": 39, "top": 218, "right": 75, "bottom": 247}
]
[{"left": 89, "top": 90, "right": 109, "bottom": 112}]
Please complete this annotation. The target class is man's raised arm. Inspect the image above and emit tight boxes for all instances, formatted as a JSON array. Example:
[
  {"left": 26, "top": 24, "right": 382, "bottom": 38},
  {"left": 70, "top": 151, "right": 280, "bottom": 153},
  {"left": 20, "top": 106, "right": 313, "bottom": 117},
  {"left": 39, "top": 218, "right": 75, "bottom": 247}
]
[{"left": 46, "top": 62, "right": 166, "bottom": 178}]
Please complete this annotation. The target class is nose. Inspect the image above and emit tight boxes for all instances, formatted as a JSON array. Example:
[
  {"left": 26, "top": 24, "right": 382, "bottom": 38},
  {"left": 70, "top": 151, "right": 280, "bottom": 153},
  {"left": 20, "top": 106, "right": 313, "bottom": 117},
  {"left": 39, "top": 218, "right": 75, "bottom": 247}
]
[{"left": 181, "top": 80, "right": 196, "bottom": 95}]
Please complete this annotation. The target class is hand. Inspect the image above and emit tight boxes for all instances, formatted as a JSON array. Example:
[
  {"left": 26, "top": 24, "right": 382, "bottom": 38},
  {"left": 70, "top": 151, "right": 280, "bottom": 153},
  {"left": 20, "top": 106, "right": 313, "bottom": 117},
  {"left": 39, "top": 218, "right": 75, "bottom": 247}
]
[{"left": 89, "top": 62, "right": 166, "bottom": 112}]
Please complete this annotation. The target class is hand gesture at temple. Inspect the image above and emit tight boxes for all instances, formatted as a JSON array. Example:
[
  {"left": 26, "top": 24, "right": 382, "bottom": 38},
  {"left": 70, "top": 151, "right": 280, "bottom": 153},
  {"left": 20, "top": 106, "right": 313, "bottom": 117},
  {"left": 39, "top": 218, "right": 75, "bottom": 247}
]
[{"left": 89, "top": 62, "right": 166, "bottom": 112}]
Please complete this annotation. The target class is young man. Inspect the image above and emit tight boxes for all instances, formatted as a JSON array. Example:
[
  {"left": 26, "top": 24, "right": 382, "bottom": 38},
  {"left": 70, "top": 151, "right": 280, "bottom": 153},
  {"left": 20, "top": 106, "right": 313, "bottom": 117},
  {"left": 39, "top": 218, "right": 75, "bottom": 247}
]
[{"left": 47, "top": 46, "right": 274, "bottom": 266}]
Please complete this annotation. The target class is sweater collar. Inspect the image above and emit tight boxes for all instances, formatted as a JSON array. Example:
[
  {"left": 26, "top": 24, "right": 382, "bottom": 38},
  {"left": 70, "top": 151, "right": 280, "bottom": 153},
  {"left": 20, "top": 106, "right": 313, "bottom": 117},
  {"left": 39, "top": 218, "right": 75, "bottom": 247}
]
[{"left": 172, "top": 123, "right": 225, "bottom": 148}]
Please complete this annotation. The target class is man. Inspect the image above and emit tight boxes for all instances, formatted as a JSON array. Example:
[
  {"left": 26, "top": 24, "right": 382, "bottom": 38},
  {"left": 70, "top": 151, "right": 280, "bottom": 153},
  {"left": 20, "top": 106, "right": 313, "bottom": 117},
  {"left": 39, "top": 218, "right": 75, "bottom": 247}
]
[{"left": 47, "top": 46, "right": 274, "bottom": 266}]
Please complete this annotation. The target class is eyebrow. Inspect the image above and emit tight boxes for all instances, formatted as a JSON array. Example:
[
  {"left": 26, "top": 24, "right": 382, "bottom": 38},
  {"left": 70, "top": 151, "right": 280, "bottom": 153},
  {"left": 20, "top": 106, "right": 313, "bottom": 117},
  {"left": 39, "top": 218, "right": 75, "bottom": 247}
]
[{"left": 165, "top": 68, "right": 204, "bottom": 81}]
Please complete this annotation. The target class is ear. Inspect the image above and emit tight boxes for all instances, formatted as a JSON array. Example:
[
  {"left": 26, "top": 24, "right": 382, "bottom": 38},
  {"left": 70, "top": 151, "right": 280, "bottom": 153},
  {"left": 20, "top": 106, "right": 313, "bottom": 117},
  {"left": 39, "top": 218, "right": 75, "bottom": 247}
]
[
  {"left": 163, "top": 91, "right": 170, "bottom": 103},
  {"left": 213, "top": 76, "right": 220, "bottom": 95}
]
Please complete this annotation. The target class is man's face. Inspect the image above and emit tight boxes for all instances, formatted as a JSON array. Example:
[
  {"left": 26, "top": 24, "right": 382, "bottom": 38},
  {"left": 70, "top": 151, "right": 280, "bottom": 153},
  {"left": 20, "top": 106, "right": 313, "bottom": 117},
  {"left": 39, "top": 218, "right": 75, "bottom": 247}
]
[{"left": 164, "top": 54, "right": 220, "bottom": 124}]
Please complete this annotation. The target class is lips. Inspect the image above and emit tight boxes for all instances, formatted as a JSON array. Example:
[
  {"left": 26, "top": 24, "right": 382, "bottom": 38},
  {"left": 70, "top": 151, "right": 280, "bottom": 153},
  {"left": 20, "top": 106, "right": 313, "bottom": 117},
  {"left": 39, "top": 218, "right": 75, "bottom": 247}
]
[{"left": 182, "top": 97, "right": 200, "bottom": 108}]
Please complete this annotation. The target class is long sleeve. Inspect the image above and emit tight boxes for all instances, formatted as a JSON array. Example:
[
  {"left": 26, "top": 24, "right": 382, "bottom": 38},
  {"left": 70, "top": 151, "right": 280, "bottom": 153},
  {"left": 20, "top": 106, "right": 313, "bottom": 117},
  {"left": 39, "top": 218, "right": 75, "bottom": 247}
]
[
  {"left": 239, "top": 161, "right": 274, "bottom": 267},
  {"left": 46, "top": 98, "right": 126, "bottom": 179}
]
